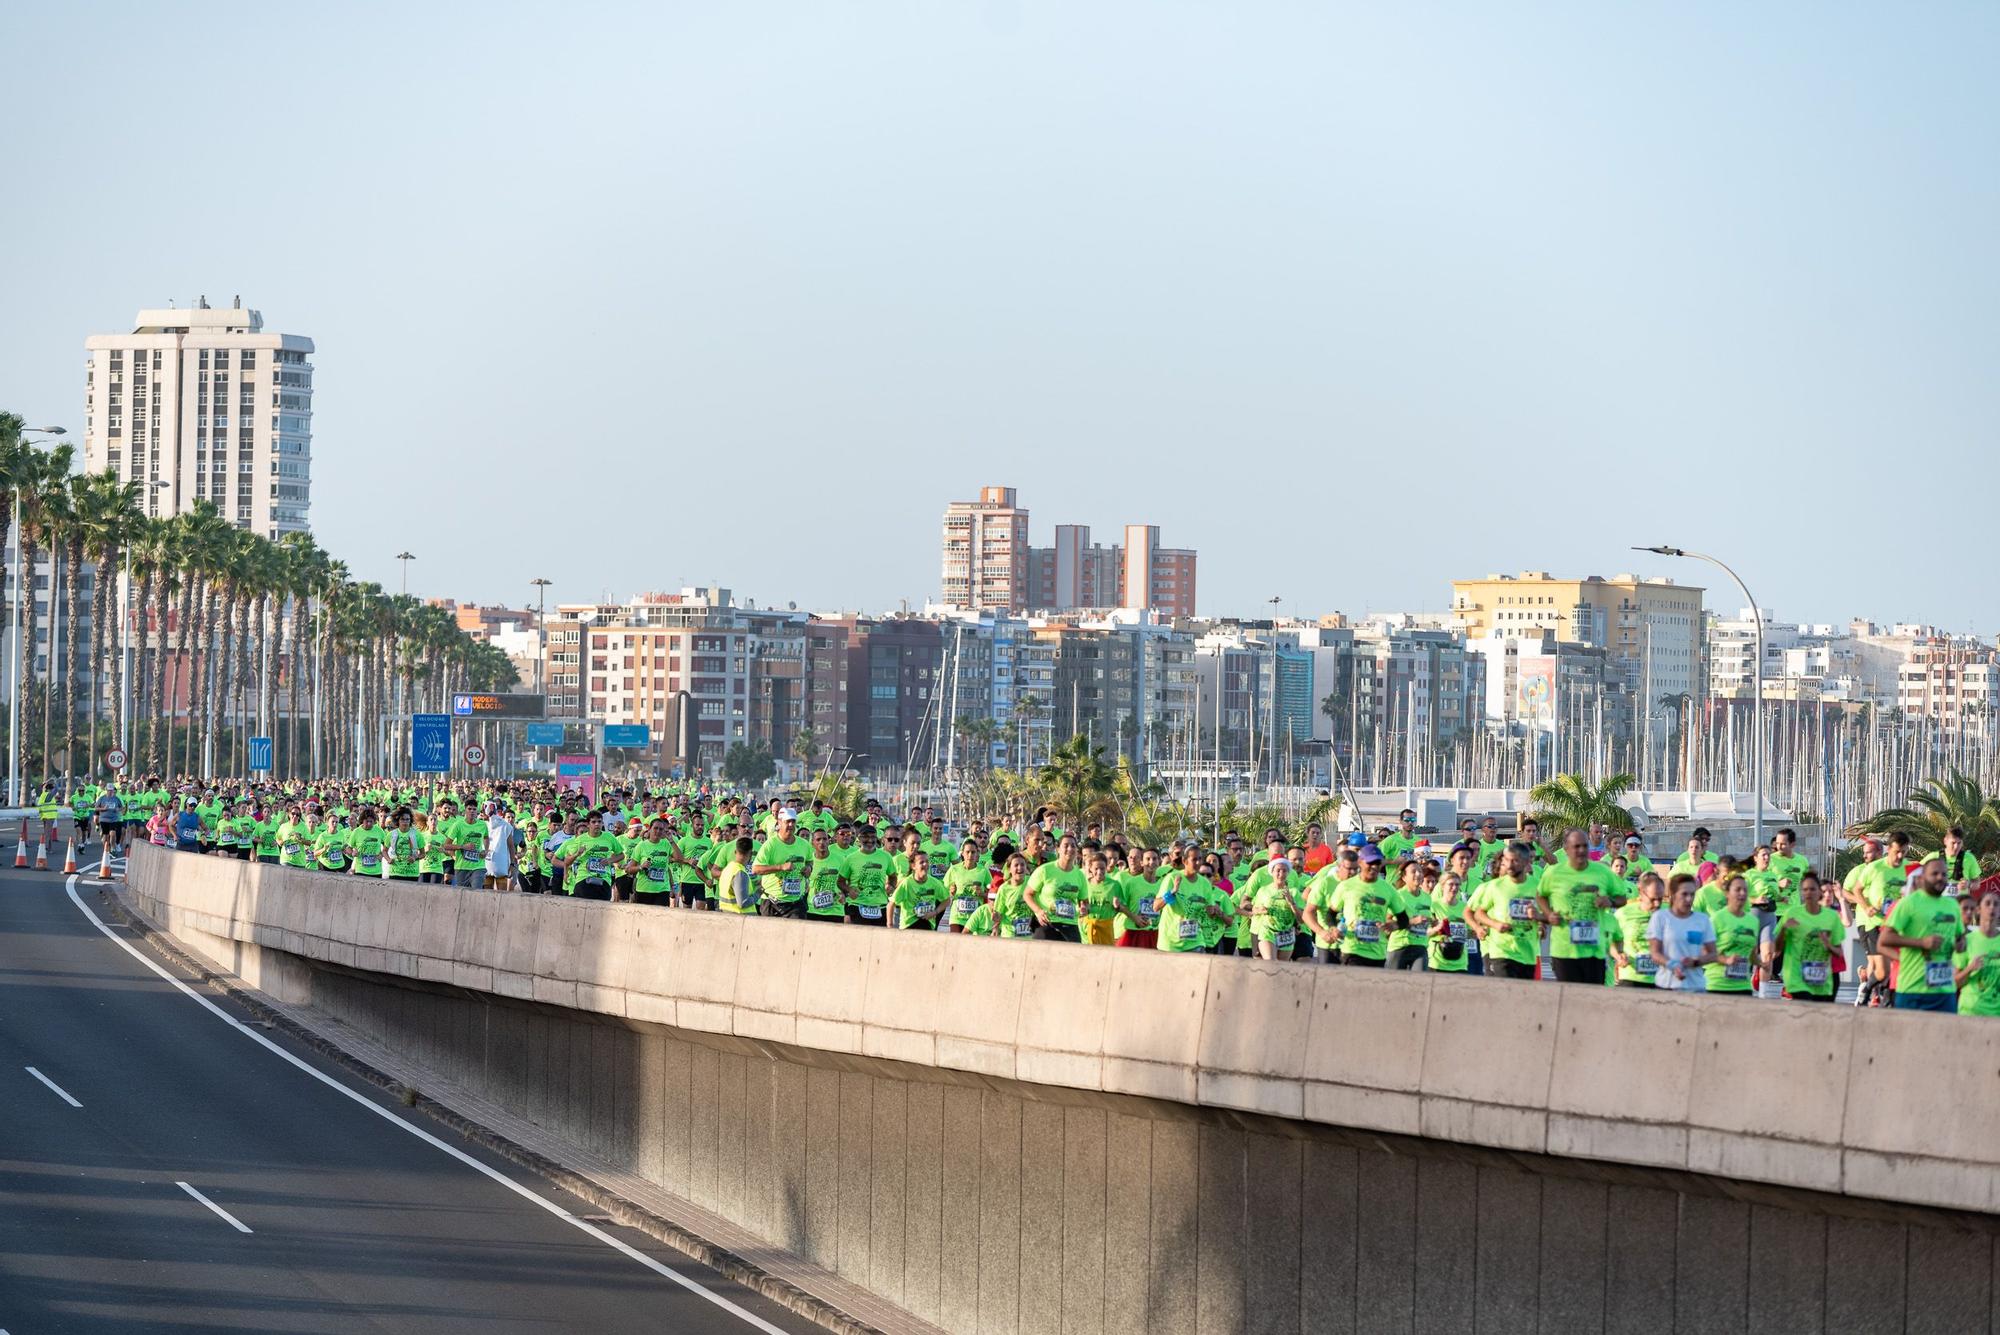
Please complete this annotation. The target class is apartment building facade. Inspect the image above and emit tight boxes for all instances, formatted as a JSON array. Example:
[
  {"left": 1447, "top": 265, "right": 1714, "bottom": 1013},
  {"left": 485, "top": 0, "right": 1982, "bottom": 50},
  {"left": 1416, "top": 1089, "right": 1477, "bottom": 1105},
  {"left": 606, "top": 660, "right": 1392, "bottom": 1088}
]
[{"left": 84, "top": 298, "right": 313, "bottom": 537}]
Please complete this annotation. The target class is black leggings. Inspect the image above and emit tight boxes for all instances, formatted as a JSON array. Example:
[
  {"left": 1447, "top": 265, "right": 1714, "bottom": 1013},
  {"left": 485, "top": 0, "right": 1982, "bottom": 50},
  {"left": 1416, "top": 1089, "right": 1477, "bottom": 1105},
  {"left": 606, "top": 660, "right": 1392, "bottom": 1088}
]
[
  {"left": 1037, "top": 921, "right": 1082, "bottom": 943},
  {"left": 1493, "top": 959, "right": 1539, "bottom": 980},
  {"left": 1550, "top": 957, "right": 1605, "bottom": 986}
]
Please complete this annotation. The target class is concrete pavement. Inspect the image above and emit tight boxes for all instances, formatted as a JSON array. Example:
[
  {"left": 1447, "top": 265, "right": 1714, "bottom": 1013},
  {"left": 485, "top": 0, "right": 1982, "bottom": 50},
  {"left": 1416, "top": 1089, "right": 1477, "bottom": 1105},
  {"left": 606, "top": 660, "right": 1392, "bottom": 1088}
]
[{"left": 0, "top": 853, "right": 822, "bottom": 1335}]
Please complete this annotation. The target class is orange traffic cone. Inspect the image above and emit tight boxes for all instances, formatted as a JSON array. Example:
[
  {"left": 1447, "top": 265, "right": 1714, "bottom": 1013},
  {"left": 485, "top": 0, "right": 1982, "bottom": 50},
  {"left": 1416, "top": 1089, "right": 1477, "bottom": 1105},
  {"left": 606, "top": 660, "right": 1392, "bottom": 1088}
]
[
  {"left": 61, "top": 839, "right": 77, "bottom": 874},
  {"left": 13, "top": 837, "right": 26, "bottom": 870},
  {"left": 34, "top": 839, "right": 49, "bottom": 870},
  {"left": 96, "top": 841, "right": 113, "bottom": 880}
]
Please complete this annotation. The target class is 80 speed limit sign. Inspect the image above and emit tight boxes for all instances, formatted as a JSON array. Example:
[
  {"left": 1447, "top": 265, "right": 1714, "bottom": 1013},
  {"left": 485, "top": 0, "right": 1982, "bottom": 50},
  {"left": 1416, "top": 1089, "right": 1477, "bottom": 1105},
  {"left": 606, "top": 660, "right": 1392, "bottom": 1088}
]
[{"left": 463, "top": 744, "right": 486, "bottom": 767}]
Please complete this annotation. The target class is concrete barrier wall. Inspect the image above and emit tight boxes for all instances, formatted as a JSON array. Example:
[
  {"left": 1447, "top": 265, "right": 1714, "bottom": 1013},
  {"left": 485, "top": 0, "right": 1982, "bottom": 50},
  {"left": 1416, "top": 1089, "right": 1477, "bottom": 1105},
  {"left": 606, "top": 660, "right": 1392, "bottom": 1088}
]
[
  {"left": 121, "top": 847, "right": 2000, "bottom": 1333},
  {"left": 125, "top": 844, "right": 2000, "bottom": 1219}
]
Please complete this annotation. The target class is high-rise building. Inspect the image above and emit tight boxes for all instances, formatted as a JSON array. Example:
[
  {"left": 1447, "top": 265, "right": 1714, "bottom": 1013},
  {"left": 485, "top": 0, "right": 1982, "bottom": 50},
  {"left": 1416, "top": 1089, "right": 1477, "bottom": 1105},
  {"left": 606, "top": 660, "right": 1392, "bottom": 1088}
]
[
  {"left": 541, "top": 587, "right": 755, "bottom": 771},
  {"left": 1120, "top": 524, "right": 1198, "bottom": 619},
  {"left": 1028, "top": 524, "right": 1121, "bottom": 612},
  {"left": 940, "top": 486, "right": 1030, "bottom": 611},
  {"left": 950, "top": 487, "right": 1200, "bottom": 617},
  {"left": 1021, "top": 521, "right": 1198, "bottom": 616},
  {"left": 1451, "top": 569, "right": 1701, "bottom": 750},
  {"left": 1450, "top": 571, "right": 1703, "bottom": 698},
  {"left": 83, "top": 298, "right": 314, "bottom": 536}
]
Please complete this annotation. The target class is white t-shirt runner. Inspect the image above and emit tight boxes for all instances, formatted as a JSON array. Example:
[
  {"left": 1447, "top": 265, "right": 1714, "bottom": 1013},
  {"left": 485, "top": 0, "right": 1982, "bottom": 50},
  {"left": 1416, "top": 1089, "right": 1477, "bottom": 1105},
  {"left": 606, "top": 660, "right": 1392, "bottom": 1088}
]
[
  {"left": 1646, "top": 909, "right": 1712, "bottom": 991},
  {"left": 485, "top": 816, "right": 518, "bottom": 877}
]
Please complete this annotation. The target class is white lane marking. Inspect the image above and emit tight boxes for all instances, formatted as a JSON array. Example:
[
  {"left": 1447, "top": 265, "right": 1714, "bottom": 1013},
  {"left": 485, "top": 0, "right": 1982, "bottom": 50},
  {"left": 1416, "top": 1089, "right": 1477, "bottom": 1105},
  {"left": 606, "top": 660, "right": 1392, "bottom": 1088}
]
[
  {"left": 25, "top": 1065, "right": 83, "bottom": 1107},
  {"left": 65, "top": 876, "right": 792, "bottom": 1335},
  {"left": 177, "top": 1180, "right": 253, "bottom": 1233}
]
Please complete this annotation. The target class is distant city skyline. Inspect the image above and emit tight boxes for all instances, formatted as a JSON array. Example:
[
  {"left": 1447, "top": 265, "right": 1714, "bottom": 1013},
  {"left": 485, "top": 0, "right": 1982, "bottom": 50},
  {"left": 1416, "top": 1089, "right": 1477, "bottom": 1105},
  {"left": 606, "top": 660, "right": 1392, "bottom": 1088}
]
[{"left": 5, "top": 4, "right": 1994, "bottom": 629}]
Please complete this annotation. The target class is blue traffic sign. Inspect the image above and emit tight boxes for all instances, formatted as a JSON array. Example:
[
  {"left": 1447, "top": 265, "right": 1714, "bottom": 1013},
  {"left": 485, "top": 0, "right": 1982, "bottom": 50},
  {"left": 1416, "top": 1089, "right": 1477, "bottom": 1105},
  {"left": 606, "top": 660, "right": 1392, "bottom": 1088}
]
[
  {"left": 411, "top": 714, "right": 452, "bottom": 773},
  {"left": 248, "top": 736, "right": 273, "bottom": 771},
  {"left": 526, "top": 722, "right": 565, "bottom": 746},
  {"left": 603, "top": 724, "right": 652, "bottom": 749}
]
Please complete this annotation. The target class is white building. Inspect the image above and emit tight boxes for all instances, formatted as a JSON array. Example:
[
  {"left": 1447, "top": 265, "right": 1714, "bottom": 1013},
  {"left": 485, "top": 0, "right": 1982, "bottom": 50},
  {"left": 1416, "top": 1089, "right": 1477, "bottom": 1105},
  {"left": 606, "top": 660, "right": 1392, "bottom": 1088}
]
[
  {"left": 1705, "top": 607, "right": 1804, "bottom": 699},
  {"left": 83, "top": 298, "right": 314, "bottom": 537}
]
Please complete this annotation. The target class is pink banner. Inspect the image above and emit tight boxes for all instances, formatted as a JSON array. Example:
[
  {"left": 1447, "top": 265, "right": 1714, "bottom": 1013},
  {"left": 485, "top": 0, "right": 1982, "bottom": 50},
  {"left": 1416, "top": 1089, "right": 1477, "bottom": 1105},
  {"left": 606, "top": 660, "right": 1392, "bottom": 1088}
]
[{"left": 555, "top": 754, "right": 598, "bottom": 802}]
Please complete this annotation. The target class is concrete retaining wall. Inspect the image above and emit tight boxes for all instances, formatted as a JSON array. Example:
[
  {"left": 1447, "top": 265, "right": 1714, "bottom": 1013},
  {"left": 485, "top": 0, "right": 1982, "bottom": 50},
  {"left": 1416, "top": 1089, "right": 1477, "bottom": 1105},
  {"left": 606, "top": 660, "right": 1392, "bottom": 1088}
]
[{"left": 122, "top": 846, "right": 2000, "bottom": 1334}]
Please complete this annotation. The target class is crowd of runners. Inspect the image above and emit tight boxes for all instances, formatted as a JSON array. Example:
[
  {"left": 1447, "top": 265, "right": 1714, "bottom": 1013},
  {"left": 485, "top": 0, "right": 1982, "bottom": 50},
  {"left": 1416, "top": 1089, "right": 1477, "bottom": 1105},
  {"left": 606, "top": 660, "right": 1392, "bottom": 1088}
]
[{"left": 48, "top": 776, "right": 2000, "bottom": 1016}]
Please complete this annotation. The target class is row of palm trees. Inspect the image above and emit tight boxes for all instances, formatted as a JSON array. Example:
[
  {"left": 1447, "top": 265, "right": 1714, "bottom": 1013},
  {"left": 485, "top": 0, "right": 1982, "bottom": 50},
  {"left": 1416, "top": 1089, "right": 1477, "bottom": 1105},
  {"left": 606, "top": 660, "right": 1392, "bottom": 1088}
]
[{"left": 0, "top": 412, "right": 517, "bottom": 784}]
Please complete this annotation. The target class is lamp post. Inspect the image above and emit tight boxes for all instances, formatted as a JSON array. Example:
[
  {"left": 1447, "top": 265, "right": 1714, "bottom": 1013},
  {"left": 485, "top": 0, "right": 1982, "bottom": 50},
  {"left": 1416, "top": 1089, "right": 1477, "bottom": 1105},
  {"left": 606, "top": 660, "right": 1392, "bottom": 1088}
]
[
  {"left": 1636, "top": 545, "right": 1763, "bottom": 845},
  {"left": 530, "top": 578, "right": 552, "bottom": 695},
  {"left": 396, "top": 550, "right": 415, "bottom": 597},
  {"left": 10, "top": 427, "right": 66, "bottom": 806}
]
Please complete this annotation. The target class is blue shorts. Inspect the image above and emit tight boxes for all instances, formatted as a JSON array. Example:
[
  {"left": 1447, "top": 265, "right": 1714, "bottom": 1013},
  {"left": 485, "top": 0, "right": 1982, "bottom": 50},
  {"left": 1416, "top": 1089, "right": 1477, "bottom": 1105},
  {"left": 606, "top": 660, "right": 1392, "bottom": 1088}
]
[{"left": 1893, "top": 991, "right": 1958, "bottom": 1013}]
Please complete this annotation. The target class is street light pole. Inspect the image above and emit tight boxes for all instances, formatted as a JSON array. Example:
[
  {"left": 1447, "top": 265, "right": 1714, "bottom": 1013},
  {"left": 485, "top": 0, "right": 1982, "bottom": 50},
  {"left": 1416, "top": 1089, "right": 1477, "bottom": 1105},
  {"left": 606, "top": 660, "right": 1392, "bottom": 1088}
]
[
  {"left": 1636, "top": 545, "right": 1764, "bottom": 846},
  {"left": 396, "top": 551, "right": 415, "bottom": 597},
  {"left": 530, "top": 578, "right": 552, "bottom": 696}
]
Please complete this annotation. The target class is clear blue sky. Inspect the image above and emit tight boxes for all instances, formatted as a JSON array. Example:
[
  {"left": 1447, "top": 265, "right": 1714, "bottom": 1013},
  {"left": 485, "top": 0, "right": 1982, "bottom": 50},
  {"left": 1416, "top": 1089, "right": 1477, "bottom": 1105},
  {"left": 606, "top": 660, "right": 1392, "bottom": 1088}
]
[{"left": 3, "top": 3, "right": 1994, "bottom": 629}]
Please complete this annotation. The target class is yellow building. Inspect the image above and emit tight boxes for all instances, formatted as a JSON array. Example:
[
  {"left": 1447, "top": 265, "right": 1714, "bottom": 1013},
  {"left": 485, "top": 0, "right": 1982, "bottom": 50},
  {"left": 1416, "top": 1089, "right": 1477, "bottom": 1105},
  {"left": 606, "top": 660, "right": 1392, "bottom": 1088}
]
[{"left": 1451, "top": 571, "right": 1705, "bottom": 703}]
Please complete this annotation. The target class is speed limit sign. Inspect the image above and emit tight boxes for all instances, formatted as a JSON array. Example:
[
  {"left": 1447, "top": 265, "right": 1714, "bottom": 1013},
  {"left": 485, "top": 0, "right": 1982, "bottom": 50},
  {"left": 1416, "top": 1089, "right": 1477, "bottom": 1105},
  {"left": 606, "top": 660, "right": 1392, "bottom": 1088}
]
[
  {"left": 106, "top": 748, "right": 128, "bottom": 772},
  {"left": 464, "top": 744, "right": 487, "bottom": 768}
]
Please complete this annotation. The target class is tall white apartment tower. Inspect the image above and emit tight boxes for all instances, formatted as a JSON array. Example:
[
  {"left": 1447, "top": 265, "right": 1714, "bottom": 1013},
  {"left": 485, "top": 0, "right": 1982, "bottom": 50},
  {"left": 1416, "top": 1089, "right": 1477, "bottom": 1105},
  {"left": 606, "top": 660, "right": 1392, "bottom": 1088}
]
[{"left": 83, "top": 297, "right": 314, "bottom": 536}]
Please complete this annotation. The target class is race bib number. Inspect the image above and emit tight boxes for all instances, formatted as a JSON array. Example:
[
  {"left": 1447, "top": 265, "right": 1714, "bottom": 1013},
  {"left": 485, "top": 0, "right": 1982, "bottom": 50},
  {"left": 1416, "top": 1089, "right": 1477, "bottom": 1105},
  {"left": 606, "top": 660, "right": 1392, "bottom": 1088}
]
[
  {"left": 1925, "top": 960, "right": 1955, "bottom": 988},
  {"left": 1508, "top": 898, "right": 1533, "bottom": 921},
  {"left": 781, "top": 877, "right": 802, "bottom": 897},
  {"left": 586, "top": 856, "right": 609, "bottom": 875},
  {"left": 358, "top": 853, "right": 380, "bottom": 869},
  {"left": 811, "top": 890, "right": 837, "bottom": 910},
  {"left": 1801, "top": 961, "right": 1828, "bottom": 985},
  {"left": 1354, "top": 920, "right": 1381, "bottom": 943},
  {"left": 1053, "top": 898, "right": 1076, "bottom": 919},
  {"left": 1447, "top": 921, "right": 1468, "bottom": 941},
  {"left": 1176, "top": 919, "right": 1200, "bottom": 941},
  {"left": 1724, "top": 961, "right": 1751, "bottom": 981},
  {"left": 1271, "top": 929, "right": 1296, "bottom": 949},
  {"left": 1634, "top": 955, "right": 1657, "bottom": 975},
  {"left": 1010, "top": 916, "right": 1033, "bottom": 937},
  {"left": 645, "top": 866, "right": 667, "bottom": 882},
  {"left": 1405, "top": 918, "right": 1430, "bottom": 937},
  {"left": 858, "top": 903, "right": 883, "bottom": 919},
  {"left": 1568, "top": 920, "right": 1599, "bottom": 945},
  {"left": 953, "top": 897, "right": 979, "bottom": 915}
]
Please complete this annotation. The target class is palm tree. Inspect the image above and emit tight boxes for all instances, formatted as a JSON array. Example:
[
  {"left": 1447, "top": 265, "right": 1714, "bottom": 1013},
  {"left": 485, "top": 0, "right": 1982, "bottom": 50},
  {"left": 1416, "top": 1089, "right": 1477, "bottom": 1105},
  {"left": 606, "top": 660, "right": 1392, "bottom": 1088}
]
[
  {"left": 275, "top": 533, "right": 329, "bottom": 776},
  {"left": 14, "top": 442, "right": 75, "bottom": 782},
  {"left": 791, "top": 723, "right": 819, "bottom": 773},
  {"left": 1120, "top": 797, "right": 1194, "bottom": 850},
  {"left": 159, "top": 502, "right": 228, "bottom": 776},
  {"left": 801, "top": 773, "right": 866, "bottom": 821},
  {"left": 75, "top": 473, "right": 142, "bottom": 768},
  {"left": 127, "top": 515, "right": 170, "bottom": 769},
  {"left": 1850, "top": 769, "right": 2000, "bottom": 870},
  {"left": 954, "top": 715, "right": 999, "bottom": 773},
  {"left": 30, "top": 463, "right": 78, "bottom": 782},
  {"left": 1038, "top": 734, "right": 1119, "bottom": 832},
  {"left": 1014, "top": 693, "right": 1046, "bottom": 772},
  {"left": 1527, "top": 771, "right": 1640, "bottom": 835},
  {"left": 0, "top": 413, "right": 38, "bottom": 590}
]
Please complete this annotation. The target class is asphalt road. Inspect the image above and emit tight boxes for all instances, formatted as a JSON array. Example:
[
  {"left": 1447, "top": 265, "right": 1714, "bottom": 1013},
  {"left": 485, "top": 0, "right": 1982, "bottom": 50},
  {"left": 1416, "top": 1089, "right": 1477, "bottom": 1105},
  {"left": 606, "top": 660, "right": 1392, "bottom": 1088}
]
[{"left": 0, "top": 839, "right": 822, "bottom": 1335}]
